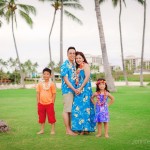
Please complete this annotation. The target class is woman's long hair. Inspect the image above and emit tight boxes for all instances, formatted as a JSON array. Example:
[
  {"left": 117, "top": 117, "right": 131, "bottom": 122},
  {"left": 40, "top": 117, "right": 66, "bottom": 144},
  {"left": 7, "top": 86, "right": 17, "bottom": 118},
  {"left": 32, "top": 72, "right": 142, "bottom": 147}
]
[{"left": 75, "top": 51, "right": 88, "bottom": 69}]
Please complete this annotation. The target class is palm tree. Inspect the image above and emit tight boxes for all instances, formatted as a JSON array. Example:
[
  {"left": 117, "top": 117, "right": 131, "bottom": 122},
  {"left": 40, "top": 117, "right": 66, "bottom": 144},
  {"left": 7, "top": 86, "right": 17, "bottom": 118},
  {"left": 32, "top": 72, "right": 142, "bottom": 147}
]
[
  {"left": 0, "top": 58, "right": 7, "bottom": 73},
  {"left": 59, "top": 0, "right": 83, "bottom": 65},
  {"left": 112, "top": 0, "right": 128, "bottom": 85},
  {"left": 0, "top": 0, "right": 36, "bottom": 87},
  {"left": 39, "top": 0, "right": 60, "bottom": 82},
  {"left": 94, "top": 0, "right": 116, "bottom": 92},
  {"left": 39, "top": 0, "right": 83, "bottom": 66},
  {"left": 22, "top": 60, "right": 38, "bottom": 79},
  {"left": 140, "top": 0, "right": 146, "bottom": 86}
]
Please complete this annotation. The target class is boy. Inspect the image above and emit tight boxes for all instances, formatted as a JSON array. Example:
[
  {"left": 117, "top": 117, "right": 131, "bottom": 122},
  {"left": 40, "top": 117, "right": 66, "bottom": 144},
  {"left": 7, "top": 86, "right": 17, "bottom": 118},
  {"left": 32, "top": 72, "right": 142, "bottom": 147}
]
[{"left": 36, "top": 68, "right": 56, "bottom": 135}]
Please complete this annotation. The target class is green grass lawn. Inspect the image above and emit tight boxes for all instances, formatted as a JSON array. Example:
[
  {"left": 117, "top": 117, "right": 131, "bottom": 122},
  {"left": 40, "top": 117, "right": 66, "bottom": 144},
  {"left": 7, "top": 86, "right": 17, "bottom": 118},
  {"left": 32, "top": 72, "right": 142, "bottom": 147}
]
[{"left": 0, "top": 86, "right": 150, "bottom": 150}]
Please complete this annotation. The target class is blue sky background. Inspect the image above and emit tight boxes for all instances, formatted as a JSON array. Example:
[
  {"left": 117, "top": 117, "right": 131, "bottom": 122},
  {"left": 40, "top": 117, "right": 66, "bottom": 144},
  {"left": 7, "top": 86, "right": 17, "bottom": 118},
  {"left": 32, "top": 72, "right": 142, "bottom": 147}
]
[{"left": 0, "top": 0, "right": 150, "bottom": 71}]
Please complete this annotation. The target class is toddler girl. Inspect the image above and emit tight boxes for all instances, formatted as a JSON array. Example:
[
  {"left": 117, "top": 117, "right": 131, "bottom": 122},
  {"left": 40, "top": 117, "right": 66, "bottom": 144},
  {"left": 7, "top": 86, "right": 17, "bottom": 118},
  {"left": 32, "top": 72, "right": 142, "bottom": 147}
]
[{"left": 91, "top": 78, "right": 114, "bottom": 138}]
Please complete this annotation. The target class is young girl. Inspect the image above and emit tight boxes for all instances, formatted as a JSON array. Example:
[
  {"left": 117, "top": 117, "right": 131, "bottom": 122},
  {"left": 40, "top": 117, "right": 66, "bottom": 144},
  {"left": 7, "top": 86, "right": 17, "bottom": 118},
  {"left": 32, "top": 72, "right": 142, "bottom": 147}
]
[{"left": 91, "top": 78, "right": 114, "bottom": 138}]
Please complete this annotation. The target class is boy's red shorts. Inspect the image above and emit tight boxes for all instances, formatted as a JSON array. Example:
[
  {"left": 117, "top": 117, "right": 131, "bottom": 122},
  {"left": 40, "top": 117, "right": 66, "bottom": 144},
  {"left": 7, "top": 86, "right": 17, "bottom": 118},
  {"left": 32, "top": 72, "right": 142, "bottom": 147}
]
[{"left": 38, "top": 103, "right": 56, "bottom": 124}]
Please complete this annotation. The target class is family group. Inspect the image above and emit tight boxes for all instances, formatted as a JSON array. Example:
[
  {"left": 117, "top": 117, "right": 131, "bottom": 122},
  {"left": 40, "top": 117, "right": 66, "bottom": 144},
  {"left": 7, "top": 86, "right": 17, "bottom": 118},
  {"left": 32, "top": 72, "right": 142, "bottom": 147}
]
[{"left": 36, "top": 46, "right": 114, "bottom": 138}]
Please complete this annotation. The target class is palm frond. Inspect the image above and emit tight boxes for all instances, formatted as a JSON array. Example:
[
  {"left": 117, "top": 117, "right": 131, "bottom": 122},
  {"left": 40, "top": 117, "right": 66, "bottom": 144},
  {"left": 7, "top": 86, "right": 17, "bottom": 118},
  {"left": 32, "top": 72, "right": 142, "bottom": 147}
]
[
  {"left": 63, "top": 2, "right": 83, "bottom": 10},
  {"left": 99, "top": 0, "right": 106, "bottom": 4},
  {"left": 0, "top": 1, "right": 6, "bottom": 8},
  {"left": 64, "top": 9, "right": 82, "bottom": 25},
  {"left": 19, "top": 10, "right": 33, "bottom": 28},
  {"left": 122, "top": 0, "right": 126, "bottom": 7},
  {"left": 5, "top": 9, "right": 12, "bottom": 23},
  {"left": 112, "top": 0, "right": 118, "bottom": 7},
  {"left": 17, "top": 4, "right": 36, "bottom": 15},
  {"left": 137, "top": 0, "right": 144, "bottom": 5},
  {"left": 0, "top": 7, "right": 4, "bottom": 15}
]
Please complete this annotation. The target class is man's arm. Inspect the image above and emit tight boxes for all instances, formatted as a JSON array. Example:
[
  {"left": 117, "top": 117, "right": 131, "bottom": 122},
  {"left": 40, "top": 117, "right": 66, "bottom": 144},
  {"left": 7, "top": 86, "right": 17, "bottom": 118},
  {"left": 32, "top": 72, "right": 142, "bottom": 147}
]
[{"left": 64, "top": 76, "right": 76, "bottom": 92}]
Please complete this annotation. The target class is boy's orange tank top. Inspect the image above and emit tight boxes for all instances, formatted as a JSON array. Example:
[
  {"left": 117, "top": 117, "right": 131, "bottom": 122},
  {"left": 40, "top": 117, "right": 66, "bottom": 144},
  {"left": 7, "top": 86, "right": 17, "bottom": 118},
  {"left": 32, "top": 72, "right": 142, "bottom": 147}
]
[{"left": 36, "top": 81, "right": 56, "bottom": 105}]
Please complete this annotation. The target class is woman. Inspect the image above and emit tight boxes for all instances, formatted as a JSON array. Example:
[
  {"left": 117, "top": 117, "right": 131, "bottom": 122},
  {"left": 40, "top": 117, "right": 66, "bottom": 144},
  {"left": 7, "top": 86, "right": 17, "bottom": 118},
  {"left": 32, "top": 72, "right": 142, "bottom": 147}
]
[{"left": 71, "top": 51, "right": 96, "bottom": 134}]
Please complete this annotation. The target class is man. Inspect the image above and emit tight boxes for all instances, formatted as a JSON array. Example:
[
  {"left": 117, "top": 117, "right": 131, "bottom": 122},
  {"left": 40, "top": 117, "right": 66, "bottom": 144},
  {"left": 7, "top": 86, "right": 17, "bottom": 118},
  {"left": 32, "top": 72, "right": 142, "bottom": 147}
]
[{"left": 60, "top": 46, "right": 77, "bottom": 135}]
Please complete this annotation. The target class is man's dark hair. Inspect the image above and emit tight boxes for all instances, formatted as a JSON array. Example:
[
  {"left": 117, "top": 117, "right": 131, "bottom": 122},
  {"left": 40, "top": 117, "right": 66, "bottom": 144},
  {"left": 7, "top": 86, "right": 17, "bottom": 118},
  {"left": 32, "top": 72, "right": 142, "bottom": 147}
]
[
  {"left": 67, "top": 46, "right": 76, "bottom": 53},
  {"left": 43, "top": 67, "right": 51, "bottom": 74}
]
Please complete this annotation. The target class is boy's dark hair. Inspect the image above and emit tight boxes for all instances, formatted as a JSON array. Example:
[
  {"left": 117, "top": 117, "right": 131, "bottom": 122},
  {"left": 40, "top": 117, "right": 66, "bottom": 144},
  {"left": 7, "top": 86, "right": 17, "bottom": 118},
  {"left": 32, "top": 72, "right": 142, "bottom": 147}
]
[
  {"left": 96, "top": 78, "right": 109, "bottom": 92},
  {"left": 43, "top": 67, "right": 51, "bottom": 74},
  {"left": 67, "top": 46, "right": 76, "bottom": 53}
]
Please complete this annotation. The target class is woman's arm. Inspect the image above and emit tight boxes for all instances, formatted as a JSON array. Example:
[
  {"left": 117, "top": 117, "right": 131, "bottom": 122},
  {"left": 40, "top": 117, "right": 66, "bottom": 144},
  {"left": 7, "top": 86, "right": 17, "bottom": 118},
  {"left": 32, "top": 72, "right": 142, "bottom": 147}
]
[{"left": 79, "top": 63, "right": 90, "bottom": 91}]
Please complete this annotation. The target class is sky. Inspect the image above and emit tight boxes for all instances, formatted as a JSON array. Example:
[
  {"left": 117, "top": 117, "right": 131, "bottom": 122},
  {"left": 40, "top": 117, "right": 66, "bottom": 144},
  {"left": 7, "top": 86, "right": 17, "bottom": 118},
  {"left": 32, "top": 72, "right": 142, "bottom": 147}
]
[{"left": 0, "top": 0, "right": 150, "bottom": 72}]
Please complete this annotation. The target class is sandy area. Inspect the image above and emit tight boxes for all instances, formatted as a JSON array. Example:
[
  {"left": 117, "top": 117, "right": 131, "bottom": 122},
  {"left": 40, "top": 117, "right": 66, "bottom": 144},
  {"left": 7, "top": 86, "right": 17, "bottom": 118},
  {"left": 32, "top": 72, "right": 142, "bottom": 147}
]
[{"left": 0, "top": 81, "right": 149, "bottom": 90}]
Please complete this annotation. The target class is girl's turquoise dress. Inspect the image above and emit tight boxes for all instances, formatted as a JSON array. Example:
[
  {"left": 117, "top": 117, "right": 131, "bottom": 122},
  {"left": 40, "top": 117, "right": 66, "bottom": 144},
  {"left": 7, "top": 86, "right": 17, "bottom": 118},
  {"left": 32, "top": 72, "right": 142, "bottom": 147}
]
[{"left": 71, "top": 69, "right": 96, "bottom": 132}]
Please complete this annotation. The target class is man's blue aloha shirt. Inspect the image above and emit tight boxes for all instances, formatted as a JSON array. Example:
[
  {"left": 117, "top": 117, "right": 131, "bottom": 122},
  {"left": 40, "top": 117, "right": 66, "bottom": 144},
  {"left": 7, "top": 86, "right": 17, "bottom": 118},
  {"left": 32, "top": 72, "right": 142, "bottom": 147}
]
[{"left": 60, "top": 60, "right": 76, "bottom": 95}]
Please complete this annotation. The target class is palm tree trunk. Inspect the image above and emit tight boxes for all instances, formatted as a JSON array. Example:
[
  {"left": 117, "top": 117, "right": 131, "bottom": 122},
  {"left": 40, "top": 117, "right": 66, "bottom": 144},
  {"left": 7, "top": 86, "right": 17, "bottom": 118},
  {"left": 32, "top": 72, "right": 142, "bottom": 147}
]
[
  {"left": 48, "top": 9, "right": 57, "bottom": 83},
  {"left": 11, "top": 15, "right": 25, "bottom": 87},
  {"left": 94, "top": 0, "right": 116, "bottom": 92},
  {"left": 140, "top": 0, "right": 146, "bottom": 86},
  {"left": 60, "top": 0, "right": 63, "bottom": 65},
  {"left": 119, "top": 0, "right": 128, "bottom": 85}
]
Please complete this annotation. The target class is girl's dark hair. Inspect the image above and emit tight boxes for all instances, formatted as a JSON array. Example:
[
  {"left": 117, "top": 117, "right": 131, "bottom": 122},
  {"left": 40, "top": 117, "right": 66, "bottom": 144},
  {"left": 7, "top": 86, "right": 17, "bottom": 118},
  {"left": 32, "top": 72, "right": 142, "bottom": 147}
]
[
  {"left": 75, "top": 51, "right": 88, "bottom": 69},
  {"left": 67, "top": 46, "right": 76, "bottom": 53},
  {"left": 43, "top": 67, "right": 51, "bottom": 74},
  {"left": 96, "top": 78, "right": 109, "bottom": 92}
]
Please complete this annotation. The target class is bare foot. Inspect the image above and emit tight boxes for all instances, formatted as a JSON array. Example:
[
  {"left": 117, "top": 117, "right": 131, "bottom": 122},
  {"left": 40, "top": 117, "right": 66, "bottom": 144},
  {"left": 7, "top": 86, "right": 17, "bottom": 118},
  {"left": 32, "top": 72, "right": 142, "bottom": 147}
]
[
  {"left": 51, "top": 131, "right": 55, "bottom": 135},
  {"left": 105, "top": 134, "right": 109, "bottom": 138},
  {"left": 80, "top": 132, "right": 84, "bottom": 135},
  {"left": 66, "top": 131, "right": 78, "bottom": 136},
  {"left": 96, "top": 134, "right": 101, "bottom": 137},
  {"left": 37, "top": 130, "right": 44, "bottom": 135},
  {"left": 84, "top": 131, "right": 89, "bottom": 135}
]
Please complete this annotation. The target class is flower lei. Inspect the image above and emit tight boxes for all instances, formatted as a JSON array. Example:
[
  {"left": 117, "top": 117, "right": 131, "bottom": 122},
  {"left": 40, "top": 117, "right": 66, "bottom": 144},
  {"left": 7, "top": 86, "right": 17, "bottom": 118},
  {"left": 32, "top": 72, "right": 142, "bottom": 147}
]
[
  {"left": 96, "top": 90, "right": 107, "bottom": 106},
  {"left": 42, "top": 79, "right": 51, "bottom": 90},
  {"left": 96, "top": 80, "right": 106, "bottom": 85},
  {"left": 75, "top": 63, "right": 84, "bottom": 85}
]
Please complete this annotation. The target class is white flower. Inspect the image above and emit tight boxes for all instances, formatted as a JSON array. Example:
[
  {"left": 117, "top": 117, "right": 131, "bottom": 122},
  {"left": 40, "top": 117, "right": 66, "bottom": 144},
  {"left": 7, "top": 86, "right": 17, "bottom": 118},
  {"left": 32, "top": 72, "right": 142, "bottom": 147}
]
[
  {"left": 84, "top": 128, "right": 88, "bottom": 131},
  {"left": 76, "top": 106, "right": 79, "bottom": 111},
  {"left": 79, "top": 119, "right": 84, "bottom": 125},
  {"left": 83, "top": 98, "right": 86, "bottom": 102},
  {"left": 86, "top": 108, "right": 90, "bottom": 114},
  {"left": 74, "top": 114, "right": 78, "bottom": 118}
]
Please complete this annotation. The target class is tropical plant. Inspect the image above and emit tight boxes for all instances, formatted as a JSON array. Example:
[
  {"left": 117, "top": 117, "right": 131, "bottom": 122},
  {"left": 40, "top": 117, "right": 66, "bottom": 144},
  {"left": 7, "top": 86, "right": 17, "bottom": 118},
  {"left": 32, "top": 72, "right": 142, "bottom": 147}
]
[
  {"left": 59, "top": 0, "right": 83, "bottom": 65},
  {"left": 94, "top": 0, "right": 116, "bottom": 92},
  {"left": 0, "top": 58, "right": 7, "bottom": 70},
  {"left": 39, "top": 0, "right": 83, "bottom": 66},
  {"left": 0, "top": 0, "right": 36, "bottom": 87},
  {"left": 22, "top": 60, "right": 38, "bottom": 78}
]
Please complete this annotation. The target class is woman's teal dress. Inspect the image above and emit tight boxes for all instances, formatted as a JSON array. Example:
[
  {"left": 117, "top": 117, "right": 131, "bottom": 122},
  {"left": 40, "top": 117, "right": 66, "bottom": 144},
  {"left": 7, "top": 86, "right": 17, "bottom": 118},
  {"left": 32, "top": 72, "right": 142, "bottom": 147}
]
[{"left": 71, "top": 69, "right": 96, "bottom": 132}]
